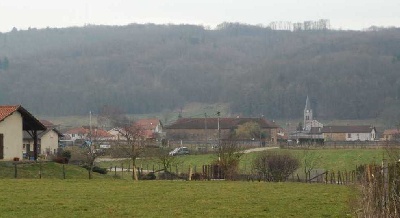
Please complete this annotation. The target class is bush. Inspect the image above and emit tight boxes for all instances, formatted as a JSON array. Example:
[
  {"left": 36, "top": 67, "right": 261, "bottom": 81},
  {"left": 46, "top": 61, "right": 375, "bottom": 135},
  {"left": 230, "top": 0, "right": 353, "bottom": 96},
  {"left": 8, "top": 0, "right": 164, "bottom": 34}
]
[
  {"left": 61, "top": 150, "right": 71, "bottom": 160},
  {"left": 253, "top": 151, "right": 300, "bottom": 182},
  {"left": 81, "top": 165, "right": 108, "bottom": 174},
  {"left": 141, "top": 172, "right": 156, "bottom": 180},
  {"left": 52, "top": 156, "right": 69, "bottom": 164}
]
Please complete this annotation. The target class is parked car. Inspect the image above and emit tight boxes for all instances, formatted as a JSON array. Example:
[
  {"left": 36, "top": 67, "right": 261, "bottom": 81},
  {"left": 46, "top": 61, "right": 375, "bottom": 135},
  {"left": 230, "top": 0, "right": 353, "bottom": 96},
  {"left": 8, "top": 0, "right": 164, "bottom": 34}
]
[{"left": 169, "top": 147, "right": 190, "bottom": 156}]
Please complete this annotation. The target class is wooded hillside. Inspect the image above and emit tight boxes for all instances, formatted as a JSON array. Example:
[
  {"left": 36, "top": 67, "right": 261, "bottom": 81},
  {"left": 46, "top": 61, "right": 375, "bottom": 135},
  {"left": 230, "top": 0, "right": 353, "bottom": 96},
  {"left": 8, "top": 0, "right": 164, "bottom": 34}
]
[{"left": 0, "top": 23, "right": 400, "bottom": 124}]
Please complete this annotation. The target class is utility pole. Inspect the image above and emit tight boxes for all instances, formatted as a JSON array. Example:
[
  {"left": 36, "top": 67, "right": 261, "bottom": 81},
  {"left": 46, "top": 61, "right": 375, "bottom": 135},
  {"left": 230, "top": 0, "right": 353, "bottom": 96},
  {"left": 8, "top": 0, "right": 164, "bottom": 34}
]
[
  {"left": 259, "top": 115, "right": 264, "bottom": 147},
  {"left": 217, "top": 111, "right": 221, "bottom": 161},
  {"left": 217, "top": 111, "right": 221, "bottom": 148},
  {"left": 89, "top": 111, "right": 92, "bottom": 143},
  {"left": 204, "top": 113, "right": 208, "bottom": 147}
]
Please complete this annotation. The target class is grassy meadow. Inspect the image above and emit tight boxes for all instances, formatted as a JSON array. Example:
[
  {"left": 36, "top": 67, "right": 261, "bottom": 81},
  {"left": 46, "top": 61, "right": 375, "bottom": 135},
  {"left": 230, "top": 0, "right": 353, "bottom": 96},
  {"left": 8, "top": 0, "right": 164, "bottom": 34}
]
[
  {"left": 98, "top": 148, "right": 387, "bottom": 176},
  {"left": 0, "top": 180, "right": 353, "bottom": 217},
  {"left": 0, "top": 162, "right": 108, "bottom": 179}
]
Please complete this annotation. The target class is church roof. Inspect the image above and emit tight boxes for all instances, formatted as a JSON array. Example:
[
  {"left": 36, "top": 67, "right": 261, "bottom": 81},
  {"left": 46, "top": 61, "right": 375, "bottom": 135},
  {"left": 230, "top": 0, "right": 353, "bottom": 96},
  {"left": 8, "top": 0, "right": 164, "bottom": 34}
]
[{"left": 321, "top": 125, "right": 375, "bottom": 133}]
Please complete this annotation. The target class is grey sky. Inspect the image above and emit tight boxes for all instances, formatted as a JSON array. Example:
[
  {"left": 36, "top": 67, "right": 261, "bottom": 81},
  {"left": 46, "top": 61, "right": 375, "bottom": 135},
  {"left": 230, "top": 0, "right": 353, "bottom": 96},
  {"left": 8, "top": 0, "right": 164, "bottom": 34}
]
[{"left": 0, "top": 0, "right": 399, "bottom": 32}]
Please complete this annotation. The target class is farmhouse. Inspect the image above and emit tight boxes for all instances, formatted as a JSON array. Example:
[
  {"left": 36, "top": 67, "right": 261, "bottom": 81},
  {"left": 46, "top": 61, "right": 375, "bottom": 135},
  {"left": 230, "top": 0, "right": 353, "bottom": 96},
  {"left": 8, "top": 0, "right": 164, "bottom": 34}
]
[
  {"left": 23, "top": 120, "right": 63, "bottom": 159},
  {"left": 134, "top": 118, "right": 164, "bottom": 140},
  {"left": 165, "top": 117, "right": 279, "bottom": 145},
  {"left": 321, "top": 125, "right": 376, "bottom": 141},
  {"left": 0, "top": 105, "right": 46, "bottom": 160},
  {"left": 381, "top": 129, "right": 400, "bottom": 141}
]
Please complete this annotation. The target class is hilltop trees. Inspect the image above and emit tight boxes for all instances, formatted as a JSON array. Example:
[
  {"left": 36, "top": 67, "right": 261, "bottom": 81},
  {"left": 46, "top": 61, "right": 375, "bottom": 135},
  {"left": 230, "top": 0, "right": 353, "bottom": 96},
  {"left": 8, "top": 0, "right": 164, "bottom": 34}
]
[{"left": 0, "top": 24, "right": 400, "bottom": 122}]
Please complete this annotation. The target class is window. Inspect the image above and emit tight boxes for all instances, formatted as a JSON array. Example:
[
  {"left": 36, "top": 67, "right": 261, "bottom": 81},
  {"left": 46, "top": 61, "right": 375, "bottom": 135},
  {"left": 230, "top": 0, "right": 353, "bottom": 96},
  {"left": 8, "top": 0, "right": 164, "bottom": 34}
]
[{"left": 348, "top": 133, "right": 351, "bottom": 138}]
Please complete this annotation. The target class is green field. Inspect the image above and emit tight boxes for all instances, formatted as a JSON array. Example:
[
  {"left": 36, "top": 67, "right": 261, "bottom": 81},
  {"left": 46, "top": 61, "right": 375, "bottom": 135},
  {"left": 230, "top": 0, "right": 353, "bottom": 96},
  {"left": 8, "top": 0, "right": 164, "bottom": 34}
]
[
  {"left": 98, "top": 148, "right": 387, "bottom": 176},
  {"left": 0, "top": 162, "right": 108, "bottom": 179},
  {"left": 0, "top": 180, "right": 353, "bottom": 217}
]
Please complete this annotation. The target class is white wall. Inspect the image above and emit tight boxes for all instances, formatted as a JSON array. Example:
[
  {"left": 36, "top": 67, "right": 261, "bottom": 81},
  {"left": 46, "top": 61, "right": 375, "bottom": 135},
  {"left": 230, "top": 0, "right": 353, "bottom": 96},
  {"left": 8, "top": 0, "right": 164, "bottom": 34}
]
[
  {"left": 40, "top": 130, "right": 59, "bottom": 155},
  {"left": 0, "top": 112, "right": 23, "bottom": 160},
  {"left": 346, "top": 131, "right": 374, "bottom": 141}
]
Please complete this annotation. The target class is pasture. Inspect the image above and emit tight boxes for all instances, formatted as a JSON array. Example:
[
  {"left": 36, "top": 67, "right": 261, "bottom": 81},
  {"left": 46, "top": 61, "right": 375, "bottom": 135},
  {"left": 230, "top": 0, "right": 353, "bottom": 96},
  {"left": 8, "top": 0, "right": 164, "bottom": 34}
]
[
  {"left": 98, "top": 148, "right": 387, "bottom": 175},
  {"left": 0, "top": 180, "right": 353, "bottom": 217}
]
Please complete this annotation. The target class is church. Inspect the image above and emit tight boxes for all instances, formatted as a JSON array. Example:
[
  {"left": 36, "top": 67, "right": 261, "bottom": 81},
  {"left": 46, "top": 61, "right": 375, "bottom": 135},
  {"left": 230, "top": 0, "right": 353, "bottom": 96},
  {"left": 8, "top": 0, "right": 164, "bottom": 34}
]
[
  {"left": 289, "top": 96, "right": 377, "bottom": 144},
  {"left": 289, "top": 96, "right": 324, "bottom": 144}
]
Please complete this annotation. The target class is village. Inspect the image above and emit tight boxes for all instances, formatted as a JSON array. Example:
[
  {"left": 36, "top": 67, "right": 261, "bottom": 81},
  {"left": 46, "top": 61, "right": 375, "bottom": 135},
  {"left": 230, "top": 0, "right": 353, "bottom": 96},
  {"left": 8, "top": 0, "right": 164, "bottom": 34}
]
[{"left": 0, "top": 97, "right": 398, "bottom": 162}]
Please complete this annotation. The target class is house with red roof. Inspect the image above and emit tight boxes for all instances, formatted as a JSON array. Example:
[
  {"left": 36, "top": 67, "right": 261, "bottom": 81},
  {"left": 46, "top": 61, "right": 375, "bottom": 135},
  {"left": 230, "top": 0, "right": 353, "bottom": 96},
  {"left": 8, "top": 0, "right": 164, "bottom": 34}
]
[
  {"left": 0, "top": 105, "right": 46, "bottom": 160},
  {"left": 134, "top": 118, "right": 164, "bottom": 140},
  {"left": 381, "top": 129, "right": 400, "bottom": 141}
]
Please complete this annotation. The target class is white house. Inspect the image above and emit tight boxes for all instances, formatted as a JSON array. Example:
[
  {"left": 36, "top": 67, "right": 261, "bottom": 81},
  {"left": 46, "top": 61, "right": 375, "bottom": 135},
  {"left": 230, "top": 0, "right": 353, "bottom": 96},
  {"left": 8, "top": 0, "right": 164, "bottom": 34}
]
[
  {"left": 321, "top": 125, "right": 376, "bottom": 141},
  {"left": 0, "top": 105, "right": 46, "bottom": 160}
]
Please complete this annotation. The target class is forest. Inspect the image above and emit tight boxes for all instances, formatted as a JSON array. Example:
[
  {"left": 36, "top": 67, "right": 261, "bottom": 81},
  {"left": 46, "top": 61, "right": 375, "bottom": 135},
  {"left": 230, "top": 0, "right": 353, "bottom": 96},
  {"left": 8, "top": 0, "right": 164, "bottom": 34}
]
[{"left": 0, "top": 23, "right": 400, "bottom": 125}]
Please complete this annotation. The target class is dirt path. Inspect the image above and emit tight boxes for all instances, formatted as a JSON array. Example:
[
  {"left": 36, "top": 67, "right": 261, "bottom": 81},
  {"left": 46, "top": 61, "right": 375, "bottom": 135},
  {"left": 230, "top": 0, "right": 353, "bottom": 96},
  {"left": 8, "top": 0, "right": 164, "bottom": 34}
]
[{"left": 241, "top": 146, "right": 279, "bottom": 153}]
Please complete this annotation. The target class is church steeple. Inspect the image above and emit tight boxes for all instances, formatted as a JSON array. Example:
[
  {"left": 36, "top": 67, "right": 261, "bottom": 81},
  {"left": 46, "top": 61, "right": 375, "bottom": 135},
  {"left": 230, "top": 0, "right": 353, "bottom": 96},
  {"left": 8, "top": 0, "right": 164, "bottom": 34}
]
[
  {"left": 304, "top": 96, "right": 313, "bottom": 131},
  {"left": 305, "top": 96, "right": 311, "bottom": 111}
]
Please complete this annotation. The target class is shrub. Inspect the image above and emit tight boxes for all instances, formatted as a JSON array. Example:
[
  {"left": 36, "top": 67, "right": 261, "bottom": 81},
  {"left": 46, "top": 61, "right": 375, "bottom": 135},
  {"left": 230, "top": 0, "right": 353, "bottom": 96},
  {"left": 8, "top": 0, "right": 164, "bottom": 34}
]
[
  {"left": 61, "top": 150, "right": 72, "bottom": 160},
  {"left": 52, "top": 156, "right": 69, "bottom": 164},
  {"left": 253, "top": 151, "right": 300, "bottom": 182},
  {"left": 81, "top": 165, "right": 108, "bottom": 174},
  {"left": 141, "top": 172, "right": 156, "bottom": 180}
]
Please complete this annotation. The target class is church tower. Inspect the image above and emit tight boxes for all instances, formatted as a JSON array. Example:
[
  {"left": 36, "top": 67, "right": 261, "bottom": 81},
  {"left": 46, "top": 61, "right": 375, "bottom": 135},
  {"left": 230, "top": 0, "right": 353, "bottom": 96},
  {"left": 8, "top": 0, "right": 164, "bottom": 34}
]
[{"left": 304, "top": 96, "right": 313, "bottom": 131}]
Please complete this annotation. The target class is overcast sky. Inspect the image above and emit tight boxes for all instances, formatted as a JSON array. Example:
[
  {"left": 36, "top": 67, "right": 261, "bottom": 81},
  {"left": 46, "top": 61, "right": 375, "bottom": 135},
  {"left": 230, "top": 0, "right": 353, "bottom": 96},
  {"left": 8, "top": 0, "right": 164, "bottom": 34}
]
[{"left": 0, "top": 0, "right": 399, "bottom": 32}]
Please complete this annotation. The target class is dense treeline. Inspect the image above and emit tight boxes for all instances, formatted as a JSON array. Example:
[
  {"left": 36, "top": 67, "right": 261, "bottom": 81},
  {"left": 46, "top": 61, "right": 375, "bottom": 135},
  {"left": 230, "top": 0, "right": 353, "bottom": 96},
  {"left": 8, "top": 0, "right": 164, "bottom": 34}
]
[{"left": 0, "top": 23, "right": 400, "bottom": 124}]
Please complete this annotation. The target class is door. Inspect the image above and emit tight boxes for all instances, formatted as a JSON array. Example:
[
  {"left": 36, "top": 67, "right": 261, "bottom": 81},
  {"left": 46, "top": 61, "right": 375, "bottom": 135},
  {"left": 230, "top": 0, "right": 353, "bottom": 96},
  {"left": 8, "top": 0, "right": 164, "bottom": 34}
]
[{"left": 0, "top": 134, "right": 4, "bottom": 159}]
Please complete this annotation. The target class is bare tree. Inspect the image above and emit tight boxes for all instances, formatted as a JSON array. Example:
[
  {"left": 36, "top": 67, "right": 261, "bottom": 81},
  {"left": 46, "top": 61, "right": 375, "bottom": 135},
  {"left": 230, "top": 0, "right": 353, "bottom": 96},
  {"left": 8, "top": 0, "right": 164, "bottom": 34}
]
[
  {"left": 111, "top": 122, "right": 146, "bottom": 181},
  {"left": 68, "top": 134, "right": 104, "bottom": 179},
  {"left": 302, "top": 147, "right": 322, "bottom": 182},
  {"left": 155, "top": 148, "right": 180, "bottom": 173},
  {"left": 216, "top": 139, "right": 243, "bottom": 180}
]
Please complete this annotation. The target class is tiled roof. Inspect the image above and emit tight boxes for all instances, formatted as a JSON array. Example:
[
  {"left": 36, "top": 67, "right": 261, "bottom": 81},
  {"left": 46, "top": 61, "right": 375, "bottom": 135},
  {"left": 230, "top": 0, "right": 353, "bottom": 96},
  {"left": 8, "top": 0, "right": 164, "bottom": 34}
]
[
  {"left": 166, "top": 117, "right": 279, "bottom": 129},
  {"left": 135, "top": 118, "right": 161, "bottom": 130},
  {"left": 0, "top": 105, "right": 20, "bottom": 122},
  {"left": 383, "top": 129, "right": 400, "bottom": 135},
  {"left": 0, "top": 105, "right": 46, "bottom": 131},
  {"left": 321, "top": 125, "right": 375, "bottom": 133},
  {"left": 65, "top": 127, "right": 113, "bottom": 138}
]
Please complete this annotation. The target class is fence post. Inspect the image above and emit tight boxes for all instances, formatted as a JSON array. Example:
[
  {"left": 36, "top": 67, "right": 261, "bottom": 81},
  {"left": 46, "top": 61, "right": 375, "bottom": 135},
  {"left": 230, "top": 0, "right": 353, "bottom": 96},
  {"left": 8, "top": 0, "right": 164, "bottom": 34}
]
[
  {"left": 121, "top": 164, "right": 124, "bottom": 179},
  {"left": 114, "top": 166, "right": 117, "bottom": 176},
  {"left": 14, "top": 163, "right": 17, "bottom": 179},
  {"left": 188, "top": 165, "right": 192, "bottom": 181},
  {"left": 39, "top": 161, "right": 42, "bottom": 179},
  {"left": 63, "top": 164, "right": 66, "bottom": 179},
  {"left": 325, "top": 171, "right": 328, "bottom": 184}
]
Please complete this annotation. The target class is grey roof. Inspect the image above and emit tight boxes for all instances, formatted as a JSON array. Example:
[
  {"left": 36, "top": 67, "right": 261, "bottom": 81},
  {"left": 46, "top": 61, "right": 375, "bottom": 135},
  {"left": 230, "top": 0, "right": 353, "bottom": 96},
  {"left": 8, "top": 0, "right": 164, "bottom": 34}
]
[
  {"left": 321, "top": 125, "right": 375, "bottom": 134},
  {"left": 166, "top": 117, "right": 279, "bottom": 130}
]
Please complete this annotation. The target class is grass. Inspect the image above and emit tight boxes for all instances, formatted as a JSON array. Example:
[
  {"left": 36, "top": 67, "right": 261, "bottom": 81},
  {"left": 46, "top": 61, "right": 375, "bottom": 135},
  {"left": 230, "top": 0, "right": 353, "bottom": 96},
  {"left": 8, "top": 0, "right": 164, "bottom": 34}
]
[
  {"left": 0, "top": 162, "right": 109, "bottom": 179},
  {"left": 98, "top": 148, "right": 387, "bottom": 176},
  {"left": 0, "top": 180, "right": 353, "bottom": 217}
]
